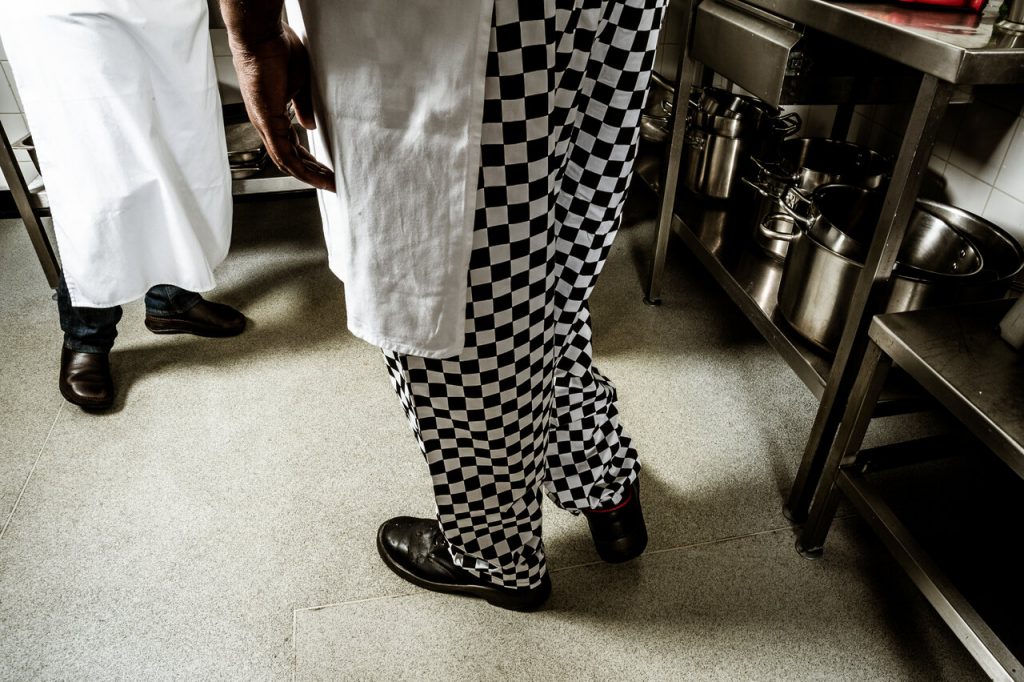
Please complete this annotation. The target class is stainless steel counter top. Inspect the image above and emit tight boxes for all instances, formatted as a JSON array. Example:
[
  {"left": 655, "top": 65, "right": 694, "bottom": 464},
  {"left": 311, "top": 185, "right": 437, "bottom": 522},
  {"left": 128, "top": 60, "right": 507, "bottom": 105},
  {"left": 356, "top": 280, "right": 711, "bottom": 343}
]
[{"left": 739, "top": 0, "right": 1024, "bottom": 84}]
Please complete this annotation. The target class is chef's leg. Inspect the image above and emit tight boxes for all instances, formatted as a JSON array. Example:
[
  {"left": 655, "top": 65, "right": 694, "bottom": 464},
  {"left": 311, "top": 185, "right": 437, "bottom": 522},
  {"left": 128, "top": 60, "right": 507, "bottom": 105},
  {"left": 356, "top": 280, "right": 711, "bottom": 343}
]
[
  {"left": 544, "top": 0, "right": 666, "bottom": 512},
  {"left": 378, "top": 0, "right": 564, "bottom": 591},
  {"left": 144, "top": 285, "right": 202, "bottom": 317},
  {"left": 56, "top": 273, "right": 121, "bottom": 354}
]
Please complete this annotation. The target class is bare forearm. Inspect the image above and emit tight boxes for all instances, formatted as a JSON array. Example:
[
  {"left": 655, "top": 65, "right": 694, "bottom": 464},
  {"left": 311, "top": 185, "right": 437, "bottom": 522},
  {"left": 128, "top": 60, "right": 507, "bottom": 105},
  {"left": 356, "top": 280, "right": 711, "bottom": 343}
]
[{"left": 219, "top": 0, "right": 286, "bottom": 51}]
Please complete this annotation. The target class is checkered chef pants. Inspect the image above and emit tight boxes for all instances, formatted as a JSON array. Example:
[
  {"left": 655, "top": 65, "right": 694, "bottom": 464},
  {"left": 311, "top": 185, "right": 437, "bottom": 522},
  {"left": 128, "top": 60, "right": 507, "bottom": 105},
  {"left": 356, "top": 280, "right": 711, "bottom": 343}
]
[{"left": 383, "top": 0, "right": 666, "bottom": 590}]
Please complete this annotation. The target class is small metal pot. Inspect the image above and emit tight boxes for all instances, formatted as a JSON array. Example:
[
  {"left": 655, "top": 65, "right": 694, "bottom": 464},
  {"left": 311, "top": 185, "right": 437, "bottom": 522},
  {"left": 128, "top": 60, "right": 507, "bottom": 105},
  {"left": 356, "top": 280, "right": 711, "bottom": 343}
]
[
  {"left": 640, "top": 72, "right": 674, "bottom": 144},
  {"left": 683, "top": 89, "right": 799, "bottom": 201}
]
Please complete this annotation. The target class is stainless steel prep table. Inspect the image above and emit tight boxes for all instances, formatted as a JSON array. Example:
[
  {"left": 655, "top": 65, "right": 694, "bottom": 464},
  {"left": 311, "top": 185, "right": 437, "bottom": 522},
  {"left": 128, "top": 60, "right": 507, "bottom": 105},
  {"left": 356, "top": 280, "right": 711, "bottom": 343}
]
[
  {"left": 797, "top": 300, "right": 1024, "bottom": 679},
  {"left": 644, "top": 0, "right": 1024, "bottom": 526}
]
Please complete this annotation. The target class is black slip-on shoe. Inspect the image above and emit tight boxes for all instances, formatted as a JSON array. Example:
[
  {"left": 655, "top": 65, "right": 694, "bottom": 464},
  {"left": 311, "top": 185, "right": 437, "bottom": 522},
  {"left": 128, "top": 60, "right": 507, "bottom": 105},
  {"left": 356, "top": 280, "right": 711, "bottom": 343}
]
[
  {"left": 59, "top": 346, "right": 114, "bottom": 412},
  {"left": 144, "top": 299, "right": 246, "bottom": 337},
  {"left": 376, "top": 516, "right": 551, "bottom": 612},
  {"left": 582, "top": 482, "right": 648, "bottom": 564}
]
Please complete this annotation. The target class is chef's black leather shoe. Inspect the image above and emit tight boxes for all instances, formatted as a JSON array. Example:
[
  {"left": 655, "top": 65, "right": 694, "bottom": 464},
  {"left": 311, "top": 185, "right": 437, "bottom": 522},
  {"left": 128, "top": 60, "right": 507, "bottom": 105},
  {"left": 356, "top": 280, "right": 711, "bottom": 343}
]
[
  {"left": 583, "top": 482, "right": 648, "bottom": 564},
  {"left": 144, "top": 298, "right": 246, "bottom": 337},
  {"left": 376, "top": 516, "right": 551, "bottom": 612},
  {"left": 59, "top": 347, "right": 114, "bottom": 411}
]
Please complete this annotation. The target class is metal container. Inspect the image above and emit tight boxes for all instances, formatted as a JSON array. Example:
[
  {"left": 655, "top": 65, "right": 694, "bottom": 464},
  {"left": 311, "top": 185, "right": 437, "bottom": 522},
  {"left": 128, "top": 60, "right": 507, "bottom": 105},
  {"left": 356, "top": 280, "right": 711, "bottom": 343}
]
[
  {"left": 767, "top": 137, "right": 891, "bottom": 192},
  {"left": 640, "top": 72, "right": 674, "bottom": 144},
  {"left": 757, "top": 213, "right": 798, "bottom": 261},
  {"left": 767, "top": 199, "right": 990, "bottom": 352},
  {"left": 683, "top": 88, "right": 799, "bottom": 200},
  {"left": 743, "top": 138, "right": 885, "bottom": 247},
  {"left": 917, "top": 199, "right": 1024, "bottom": 299}
]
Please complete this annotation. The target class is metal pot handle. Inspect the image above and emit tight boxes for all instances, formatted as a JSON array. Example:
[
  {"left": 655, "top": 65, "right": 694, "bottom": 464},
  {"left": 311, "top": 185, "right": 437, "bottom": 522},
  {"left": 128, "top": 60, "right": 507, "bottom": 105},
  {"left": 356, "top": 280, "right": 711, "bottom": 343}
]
[
  {"left": 740, "top": 176, "right": 814, "bottom": 227},
  {"left": 750, "top": 156, "right": 799, "bottom": 183},
  {"left": 773, "top": 112, "right": 802, "bottom": 137},
  {"left": 758, "top": 213, "right": 802, "bottom": 243},
  {"left": 741, "top": 175, "right": 777, "bottom": 199}
]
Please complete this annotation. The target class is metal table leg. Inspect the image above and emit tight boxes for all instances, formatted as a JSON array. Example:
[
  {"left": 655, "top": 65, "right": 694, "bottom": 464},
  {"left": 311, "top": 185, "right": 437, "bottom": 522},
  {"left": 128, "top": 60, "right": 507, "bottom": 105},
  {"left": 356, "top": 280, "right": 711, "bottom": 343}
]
[
  {"left": 797, "top": 340, "right": 892, "bottom": 556},
  {"left": 645, "top": 0, "right": 699, "bottom": 305},
  {"left": 784, "top": 74, "right": 954, "bottom": 523},
  {"left": 0, "top": 119, "right": 59, "bottom": 289}
]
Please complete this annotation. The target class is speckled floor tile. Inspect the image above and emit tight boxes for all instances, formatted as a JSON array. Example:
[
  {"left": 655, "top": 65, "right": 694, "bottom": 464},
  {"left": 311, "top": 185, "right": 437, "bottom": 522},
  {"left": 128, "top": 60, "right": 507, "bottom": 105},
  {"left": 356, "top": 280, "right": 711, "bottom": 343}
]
[{"left": 293, "top": 519, "right": 983, "bottom": 682}]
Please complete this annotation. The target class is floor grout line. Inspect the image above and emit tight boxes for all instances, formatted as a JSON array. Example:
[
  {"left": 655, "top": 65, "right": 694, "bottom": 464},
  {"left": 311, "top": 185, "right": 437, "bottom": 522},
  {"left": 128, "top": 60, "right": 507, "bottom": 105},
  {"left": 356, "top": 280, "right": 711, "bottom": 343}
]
[
  {"left": 550, "top": 522, "right": 799, "bottom": 574},
  {"left": 290, "top": 515, "right": 862, "bottom": 616},
  {"left": 0, "top": 400, "right": 64, "bottom": 543},
  {"left": 294, "top": 589, "right": 424, "bottom": 615},
  {"left": 291, "top": 608, "right": 297, "bottom": 682}
]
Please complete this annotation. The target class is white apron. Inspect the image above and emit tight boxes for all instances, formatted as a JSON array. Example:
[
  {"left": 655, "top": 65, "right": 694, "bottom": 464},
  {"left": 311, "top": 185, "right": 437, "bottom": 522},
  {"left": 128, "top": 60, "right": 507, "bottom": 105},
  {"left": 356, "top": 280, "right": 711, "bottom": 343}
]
[
  {"left": 285, "top": 0, "right": 493, "bottom": 358},
  {"left": 0, "top": 1, "right": 232, "bottom": 308}
]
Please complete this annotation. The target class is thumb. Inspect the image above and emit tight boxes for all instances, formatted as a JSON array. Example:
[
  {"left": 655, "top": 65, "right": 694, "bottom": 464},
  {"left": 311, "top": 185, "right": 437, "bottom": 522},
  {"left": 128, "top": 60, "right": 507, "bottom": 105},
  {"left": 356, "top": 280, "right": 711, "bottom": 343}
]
[{"left": 292, "top": 84, "right": 317, "bottom": 130}]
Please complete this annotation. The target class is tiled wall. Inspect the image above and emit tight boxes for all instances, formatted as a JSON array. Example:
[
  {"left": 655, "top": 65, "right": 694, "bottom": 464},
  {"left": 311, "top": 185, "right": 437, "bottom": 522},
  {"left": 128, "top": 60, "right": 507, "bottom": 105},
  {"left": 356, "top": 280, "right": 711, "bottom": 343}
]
[
  {"left": 0, "top": 35, "right": 40, "bottom": 191},
  {"left": 653, "top": 2, "right": 1024, "bottom": 242}
]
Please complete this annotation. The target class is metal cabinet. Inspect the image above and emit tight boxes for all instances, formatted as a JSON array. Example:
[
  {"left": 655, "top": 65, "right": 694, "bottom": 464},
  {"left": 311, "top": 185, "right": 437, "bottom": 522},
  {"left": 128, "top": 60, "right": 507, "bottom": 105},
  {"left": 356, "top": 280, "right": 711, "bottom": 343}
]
[{"left": 643, "top": 0, "right": 1024, "bottom": 526}]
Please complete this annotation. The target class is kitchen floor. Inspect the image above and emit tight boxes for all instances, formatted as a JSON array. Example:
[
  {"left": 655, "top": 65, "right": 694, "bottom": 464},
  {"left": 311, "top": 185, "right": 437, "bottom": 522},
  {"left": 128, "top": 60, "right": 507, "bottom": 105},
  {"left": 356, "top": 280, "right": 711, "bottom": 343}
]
[{"left": 0, "top": 186, "right": 985, "bottom": 681}]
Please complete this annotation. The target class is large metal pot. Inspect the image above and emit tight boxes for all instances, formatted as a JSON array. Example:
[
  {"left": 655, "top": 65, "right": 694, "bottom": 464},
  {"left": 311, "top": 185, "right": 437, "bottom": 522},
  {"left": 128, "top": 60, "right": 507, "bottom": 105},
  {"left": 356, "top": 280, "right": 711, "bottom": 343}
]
[
  {"left": 764, "top": 198, "right": 989, "bottom": 352},
  {"left": 682, "top": 88, "right": 799, "bottom": 200},
  {"left": 769, "top": 138, "right": 891, "bottom": 192}
]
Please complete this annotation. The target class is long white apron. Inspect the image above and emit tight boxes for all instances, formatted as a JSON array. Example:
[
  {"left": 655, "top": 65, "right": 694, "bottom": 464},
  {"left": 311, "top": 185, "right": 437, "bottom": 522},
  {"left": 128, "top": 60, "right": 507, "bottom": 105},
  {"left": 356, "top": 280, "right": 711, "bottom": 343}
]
[
  {"left": 0, "top": 1, "right": 232, "bottom": 308},
  {"left": 285, "top": 0, "right": 493, "bottom": 358}
]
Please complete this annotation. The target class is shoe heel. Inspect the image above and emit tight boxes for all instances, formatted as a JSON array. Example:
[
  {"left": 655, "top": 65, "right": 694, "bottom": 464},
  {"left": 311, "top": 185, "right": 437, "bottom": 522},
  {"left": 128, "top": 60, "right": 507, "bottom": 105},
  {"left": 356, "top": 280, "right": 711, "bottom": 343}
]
[{"left": 595, "top": 531, "right": 649, "bottom": 564}]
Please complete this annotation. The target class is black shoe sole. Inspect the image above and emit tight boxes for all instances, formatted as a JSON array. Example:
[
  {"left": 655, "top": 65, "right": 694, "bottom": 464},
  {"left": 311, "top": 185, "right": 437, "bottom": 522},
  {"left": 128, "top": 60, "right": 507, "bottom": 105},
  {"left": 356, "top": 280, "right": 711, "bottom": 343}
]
[
  {"left": 375, "top": 524, "right": 551, "bottom": 612},
  {"left": 144, "top": 316, "right": 245, "bottom": 338}
]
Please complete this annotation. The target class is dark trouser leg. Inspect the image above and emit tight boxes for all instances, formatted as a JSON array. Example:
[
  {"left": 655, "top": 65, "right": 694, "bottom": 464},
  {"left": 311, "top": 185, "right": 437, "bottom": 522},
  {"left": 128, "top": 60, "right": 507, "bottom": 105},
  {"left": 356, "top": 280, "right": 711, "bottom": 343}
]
[
  {"left": 144, "top": 284, "right": 202, "bottom": 317},
  {"left": 57, "top": 274, "right": 122, "bottom": 354}
]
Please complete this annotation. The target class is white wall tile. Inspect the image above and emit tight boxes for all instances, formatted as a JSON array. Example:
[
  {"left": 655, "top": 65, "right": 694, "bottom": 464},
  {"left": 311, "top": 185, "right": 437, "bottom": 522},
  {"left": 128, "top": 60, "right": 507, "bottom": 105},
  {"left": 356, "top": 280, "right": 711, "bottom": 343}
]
[
  {"left": 948, "top": 102, "right": 1017, "bottom": 186},
  {"left": 932, "top": 105, "right": 965, "bottom": 161},
  {"left": 799, "top": 105, "right": 838, "bottom": 138},
  {"left": 0, "top": 112, "right": 28, "bottom": 144},
  {"left": 658, "top": 42, "right": 681, "bottom": 81},
  {"left": 210, "top": 29, "right": 232, "bottom": 58},
  {"left": 942, "top": 163, "right": 993, "bottom": 215},
  {"left": 994, "top": 116, "right": 1024, "bottom": 200},
  {"left": 214, "top": 56, "right": 243, "bottom": 105},
  {"left": 983, "top": 189, "right": 1024, "bottom": 243},
  {"left": 0, "top": 66, "right": 19, "bottom": 114},
  {"left": 921, "top": 155, "right": 949, "bottom": 202},
  {"left": 0, "top": 34, "right": 6, "bottom": 61}
]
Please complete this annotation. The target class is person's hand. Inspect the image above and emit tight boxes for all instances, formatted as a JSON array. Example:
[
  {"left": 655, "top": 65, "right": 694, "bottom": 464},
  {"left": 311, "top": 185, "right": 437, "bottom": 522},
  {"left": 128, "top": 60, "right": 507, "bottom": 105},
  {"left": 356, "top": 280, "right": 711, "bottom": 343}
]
[{"left": 230, "top": 24, "right": 336, "bottom": 192}]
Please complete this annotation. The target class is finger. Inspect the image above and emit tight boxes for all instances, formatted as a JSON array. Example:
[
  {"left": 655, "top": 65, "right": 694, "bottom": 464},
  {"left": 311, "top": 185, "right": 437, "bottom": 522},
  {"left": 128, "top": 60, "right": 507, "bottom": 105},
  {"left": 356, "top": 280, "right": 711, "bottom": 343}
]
[
  {"left": 295, "top": 145, "right": 336, "bottom": 192},
  {"left": 265, "top": 133, "right": 335, "bottom": 192}
]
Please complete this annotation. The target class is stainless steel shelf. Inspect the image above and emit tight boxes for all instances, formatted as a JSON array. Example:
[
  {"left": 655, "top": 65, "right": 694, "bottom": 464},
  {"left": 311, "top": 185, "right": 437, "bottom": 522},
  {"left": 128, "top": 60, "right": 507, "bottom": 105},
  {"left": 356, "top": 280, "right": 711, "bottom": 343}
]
[
  {"left": 870, "top": 300, "right": 1024, "bottom": 478},
  {"left": 739, "top": 0, "right": 1024, "bottom": 85},
  {"left": 232, "top": 163, "right": 314, "bottom": 197},
  {"left": 839, "top": 455, "right": 1024, "bottom": 681},
  {"left": 636, "top": 156, "right": 924, "bottom": 416}
]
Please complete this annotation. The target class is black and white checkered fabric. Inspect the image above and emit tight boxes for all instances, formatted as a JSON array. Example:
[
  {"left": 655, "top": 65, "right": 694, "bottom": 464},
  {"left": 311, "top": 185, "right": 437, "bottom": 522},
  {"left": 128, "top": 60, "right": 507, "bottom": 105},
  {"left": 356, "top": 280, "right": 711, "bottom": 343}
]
[{"left": 383, "top": 0, "right": 666, "bottom": 590}]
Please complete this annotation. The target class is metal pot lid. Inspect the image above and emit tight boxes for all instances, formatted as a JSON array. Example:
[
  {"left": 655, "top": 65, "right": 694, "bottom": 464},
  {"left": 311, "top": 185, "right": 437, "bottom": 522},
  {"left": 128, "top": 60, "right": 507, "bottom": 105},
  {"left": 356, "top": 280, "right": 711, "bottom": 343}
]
[{"left": 778, "top": 138, "right": 891, "bottom": 180}]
